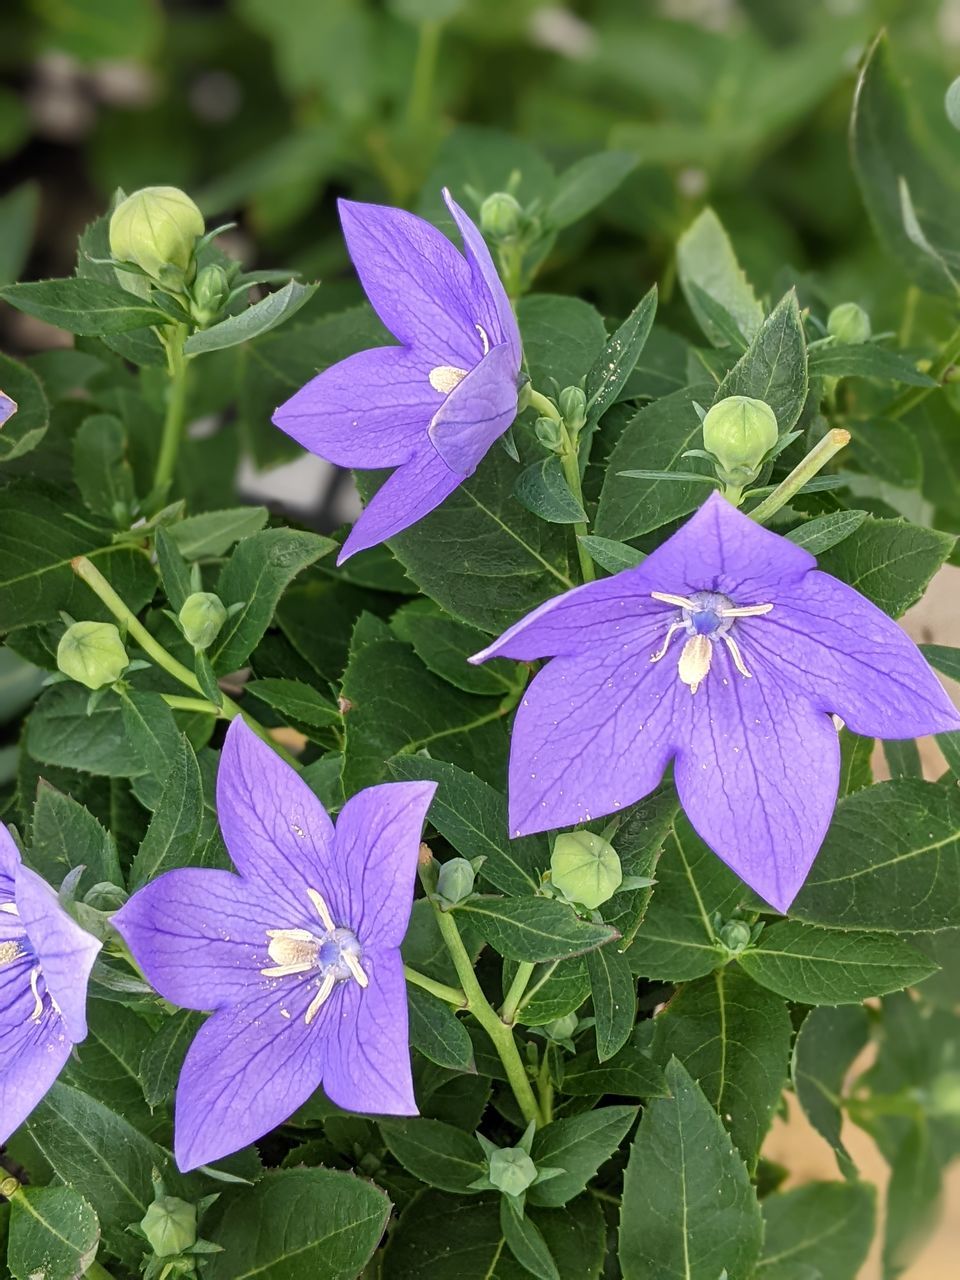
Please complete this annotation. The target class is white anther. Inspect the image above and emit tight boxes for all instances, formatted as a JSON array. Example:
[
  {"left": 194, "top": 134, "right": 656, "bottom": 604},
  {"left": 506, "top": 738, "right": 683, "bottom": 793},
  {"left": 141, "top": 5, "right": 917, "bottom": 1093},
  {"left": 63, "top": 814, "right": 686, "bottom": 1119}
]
[
  {"left": 721, "top": 632, "right": 754, "bottom": 680},
  {"left": 429, "top": 365, "right": 469, "bottom": 394},
  {"left": 0, "top": 902, "right": 19, "bottom": 916},
  {"left": 650, "top": 620, "right": 684, "bottom": 663},
  {"left": 476, "top": 323, "right": 490, "bottom": 355},
  {"left": 718, "top": 603, "right": 774, "bottom": 619},
  {"left": 304, "top": 971, "right": 336, "bottom": 1025},
  {"left": 344, "top": 952, "right": 369, "bottom": 989},
  {"left": 678, "top": 634, "right": 713, "bottom": 695},
  {"left": 0, "top": 941, "right": 21, "bottom": 967},
  {"left": 263, "top": 929, "right": 319, "bottom": 977},
  {"left": 29, "top": 967, "right": 43, "bottom": 1021},
  {"left": 306, "top": 888, "right": 336, "bottom": 933},
  {"left": 651, "top": 591, "right": 698, "bottom": 610}
]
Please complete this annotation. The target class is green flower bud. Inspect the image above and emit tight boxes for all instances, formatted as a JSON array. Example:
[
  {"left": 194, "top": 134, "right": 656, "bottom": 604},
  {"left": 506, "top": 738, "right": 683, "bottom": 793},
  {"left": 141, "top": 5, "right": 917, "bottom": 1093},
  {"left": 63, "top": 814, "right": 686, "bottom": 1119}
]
[
  {"left": 179, "top": 592, "right": 227, "bottom": 651},
  {"left": 190, "top": 264, "right": 230, "bottom": 327},
  {"left": 57, "top": 621, "right": 128, "bottom": 690},
  {"left": 109, "top": 186, "right": 205, "bottom": 285},
  {"left": 717, "top": 919, "right": 752, "bottom": 953},
  {"left": 535, "top": 415, "right": 564, "bottom": 452},
  {"left": 947, "top": 77, "right": 960, "bottom": 131},
  {"left": 543, "top": 1012, "right": 578, "bottom": 1043},
  {"left": 702, "top": 395, "right": 778, "bottom": 482},
  {"left": 141, "top": 1196, "right": 198, "bottom": 1259},
  {"left": 479, "top": 191, "right": 523, "bottom": 241},
  {"left": 488, "top": 1146, "right": 538, "bottom": 1197},
  {"left": 436, "top": 857, "right": 475, "bottom": 905},
  {"left": 551, "top": 831, "right": 622, "bottom": 910},
  {"left": 929, "top": 1071, "right": 960, "bottom": 1117},
  {"left": 559, "top": 386, "right": 587, "bottom": 434},
  {"left": 827, "top": 302, "right": 871, "bottom": 345}
]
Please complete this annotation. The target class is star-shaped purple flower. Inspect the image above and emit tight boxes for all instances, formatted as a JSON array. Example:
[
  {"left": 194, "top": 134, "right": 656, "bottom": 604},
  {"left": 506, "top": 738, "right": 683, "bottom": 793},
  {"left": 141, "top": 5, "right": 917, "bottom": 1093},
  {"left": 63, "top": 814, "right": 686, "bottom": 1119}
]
[
  {"left": 471, "top": 493, "right": 960, "bottom": 913},
  {"left": 272, "top": 189, "right": 522, "bottom": 563},
  {"left": 0, "top": 391, "right": 16, "bottom": 429},
  {"left": 0, "top": 824, "right": 101, "bottom": 1143},
  {"left": 114, "top": 718, "right": 436, "bottom": 1171}
]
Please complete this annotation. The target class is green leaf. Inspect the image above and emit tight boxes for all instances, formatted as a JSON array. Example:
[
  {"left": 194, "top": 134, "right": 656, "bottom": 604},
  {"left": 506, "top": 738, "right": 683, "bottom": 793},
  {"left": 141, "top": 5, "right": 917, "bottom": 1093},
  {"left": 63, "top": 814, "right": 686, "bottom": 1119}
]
[
  {"left": 816, "top": 516, "right": 953, "bottom": 617},
  {"left": 518, "top": 294, "right": 608, "bottom": 389},
  {"left": 0, "top": 278, "right": 165, "bottom": 335},
  {"left": 559, "top": 1034, "right": 668, "bottom": 1099},
  {"left": 603, "top": 788, "right": 678, "bottom": 949},
  {"left": 584, "top": 286, "right": 658, "bottom": 425},
  {"left": 184, "top": 280, "right": 319, "bottom": 354},
  {"left": 500, "top": 1201, "right": 560, "bottom": 1280},
  {"left": 408, "top": 986, "right": 475, "bottom": 1072},
  {"left": 167, "top": 506, "right": 269, "bottom": 559},
  {"left": 391, "top": 600, "right": 518, "bottom": 696},
  {"left": 791, "top": 1005, "right": 869, "bottom": 1177},
  {"left": 650, "top": 967, "right": 791, "bottom": 1167},
  {"left": 676, "top": 207, "right": 763, "bottom": 348},
  {"left": 245, "top": 678, "right": 340, "bottom": 733},
  {"left": 740, "top": 920, "right": 936, "bottom": 1003},
  {"left": 585, "top": 944, "right": 635, "bottom": 1062},
  {"left": 576, "top": 535, "right": 645, "bottom": 574},
  {"left": 380, "top": 1117, "right": 484, "bottom": 1194},
  {"left": 619, "top": 1059, "right": 763, "bottom": 1280},
  {"left": 73, "top": 413, "right": 136, "bottom": 523},
  {"left": 507, "top": 955, "right": 590, "bottom": 1026},
  {"left": 547, "top": 151, "right": 637, "bottom": 228},
  {"left": 120, "top": 690, "right": 181, "bottom": 794},
  {"left": 455, "top": 896, "right": 617, "bottom": 962},
  {"left": 155, "top": 526, "right": 192, "bottom": 612},
  {"left": 784, "top": 510, "right": 867, "bottom": 554},
  {"left": 847, "top": 418, "right": 922, "bottom": 490},
  {"left": 758, "top": 1182, "right": 875, "bottom": 1280},
  {"left": 514, "top": 456, "right": 587, "bottom": 524},
  {"left": 714, "top": 290, "right": 808, "bottom": 434},
  {"left": 528, "top": 1105, "right": 637, "bottom": 1208},
  {"left": 808, "top": 342, "right": 935, "bottom": 386},
  {"left": 792, "top": 779, "right": 960, "bottom": 932},
  {"left": 61, "top": 1000, "right": 154, "bottom": 1128},
  {"left": 211, "top": 529, "right": 335, "bottom": 673},
  {"left": 31, "top": 782, "right": 122, "bottom": 892},
  {"left": 7, "top": 1186, "right": 100, "bottom": 1280},
  {"left": 921, "top": 643, "right": 960, "bottom": 683},
  {"left": 0, "top": 352, "right": 48, "bottom": 463},
  {"left": 0, "top": 181, "right": 39, "bottom": 286},
  {"left": 882, "top": 1119, "right": 942, "bottom": 1280},
  {"left": 27, "top": 686, "right": 143, "bottom": 778},
  {"left": 129, "top": 735, "right": 204, "bottom": 887},
  {"left": 139, "top": 1010, "right": 203, "bottom": 1107}
]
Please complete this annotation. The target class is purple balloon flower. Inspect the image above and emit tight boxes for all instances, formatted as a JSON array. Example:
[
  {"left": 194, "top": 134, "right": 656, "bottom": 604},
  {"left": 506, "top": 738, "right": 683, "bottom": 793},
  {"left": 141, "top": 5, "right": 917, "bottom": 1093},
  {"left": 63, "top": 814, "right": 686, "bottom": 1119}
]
[
  {"left": 0, "top": 391, "right": 16, "bottom": 429},
  {"left": 272, "top": 189, "right": 522, "bottom": 563},
  {"left": 114, "top": 718, "right": 436, "bottom": 1171},
  {"left": 0, "top": 824, "right": 101, "bottom": 1143},
  {"left": 471, "top": 492, "right": 960, "bottom": 913}
]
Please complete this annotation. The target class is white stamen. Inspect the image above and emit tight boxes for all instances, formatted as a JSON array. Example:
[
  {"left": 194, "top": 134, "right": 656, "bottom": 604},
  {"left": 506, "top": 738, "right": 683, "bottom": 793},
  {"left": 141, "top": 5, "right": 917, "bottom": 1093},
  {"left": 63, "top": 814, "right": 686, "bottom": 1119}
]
[
  {"left": 678, "top": 634, "right": 713, "bottom": 695},
  {"left": 305, "top": 971, "right": 336, "bottom": 1025},
  {"left": 307, "top": 888, "right": 336, "bottom": 933},
  {"left": 29, "top": 967, "right": 43, "bottom": 1021},
  {"left": 476, "top": 323, "right": 490, "bottom": 355},
  {"left": 0, "top": 941, "right": 21, "bottom": 967},
  {"left": 429, "top": 365, "right": 469, "bottom": 394},
  {"left": 651, "top": 620, "right": 684, "bottom": 663},
  {"left": 718, "top": 603, "right": 774, "bottom": 619},
  {"left": 721, "top": 632, "right": 754, "bottom": 679},
  {"left": 651, "top": 590, "right": 698, "bottom": 610},
  {"left": 263, "top": 929, "right": 319, "bottom": 977},
  {"left": 344, "top": 952, "right": 369, "bottom": 989},
  {"left": 0, "top": 902, "right": 19, "bottom": 916}
]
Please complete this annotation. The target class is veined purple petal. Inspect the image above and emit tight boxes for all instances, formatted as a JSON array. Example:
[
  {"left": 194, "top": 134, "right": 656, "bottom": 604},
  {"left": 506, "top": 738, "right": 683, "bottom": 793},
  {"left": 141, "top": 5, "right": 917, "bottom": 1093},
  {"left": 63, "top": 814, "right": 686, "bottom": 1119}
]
[
  {"left": 673, "top": 643, "right": 841, "bottom": 913},
  {"left": 113, "top": 868, "right": 277, "bottom": 1013},
  {"left": 0, "top": 823, "right": 21, "bottom": 895},
  {"left": 321, "top": 947, "right": 416, "bottom": 1116},
  {"left": 443, "top": 188, "right": 521, "bottom": 366},
  {"left": 217, "top": 719, "right": 343, "bottom": 926},
  {"left": 338, "top": 445, "right": 462, "bottom": 564},
  {"left": 428, "top": 343, "right": 519, "bottom": 476},
  {"left": 15, "top": 865, "right": 100, "bottom": 1042},
  {"left": 338, "top": 199, "right": 486, "bottom": 369},
  {"left": 0, "top": 392, "right": 16, "bottom": 429},
  {"left": 0, "top": 1010, "right": 72, "bottom": 1145},
  {"left": 333, "top": 781, "right": 436, "bottom": 948},
  {"left": 750, "top": 570, "right": 960, "bottom": 738},
  {"left": 271, "top": 346, "right": 438, "bottom": 468}
]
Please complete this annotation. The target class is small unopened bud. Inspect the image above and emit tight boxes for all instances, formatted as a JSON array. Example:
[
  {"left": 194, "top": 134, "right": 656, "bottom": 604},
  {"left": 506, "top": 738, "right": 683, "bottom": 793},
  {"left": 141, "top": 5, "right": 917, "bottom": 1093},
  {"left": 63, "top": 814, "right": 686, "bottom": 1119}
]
[
  {"left": 190, "top": 264, "right": 229, "bottom": 327},
  {"left": 480, "top": 191, "right": 523, "bottom": 241},
  {"left": 535, "top": 416, "right": 564, "bottom": 452},
  {"left": 551, "top": 831, "right": 622, "bottom": 910},
  {"left": 109, "top": 186, "right": 205, "bottom": 286},
  {"left": 559, "top": 386, "right": 587, "bottom": 434},
  {"left": 543, "top": 1012, "right": 578, "bottom": 1043},
  {"left": 717, "top": 919, "right": 752, "bottom": 953},
  {"left": 702, "top": 395, "right": 778, "bottom": 483},
  {"left": 436, "top": 857, "right": 475, "bottom": 905},
  {"left": 57, "top": 621, "right": 128, "bottom": 689},
  {"left": 488, "top": 1146, "right": 538, "bottom": 1197},
  {"left": 827, "top": 302, "right": 871, "bottom": 345},
  {"left": 178, "top": 592, "right": 227, "bottom": 651},
  {"left": 141, "top": 1195, "right": 197, "bottom": 1259}
]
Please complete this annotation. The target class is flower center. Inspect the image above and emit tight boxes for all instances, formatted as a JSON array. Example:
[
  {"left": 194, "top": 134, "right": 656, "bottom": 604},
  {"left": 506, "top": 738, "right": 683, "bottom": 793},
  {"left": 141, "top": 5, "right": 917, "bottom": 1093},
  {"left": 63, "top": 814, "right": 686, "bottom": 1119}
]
[
  {"left": 427, "top": 323, "right": 492, "bottom": 396},
  {"left": 261, "top": 887, "right": 368, "bottom": 1025},
  {"left": 649, "top": 589, "right": 773, "bottom": 694}
]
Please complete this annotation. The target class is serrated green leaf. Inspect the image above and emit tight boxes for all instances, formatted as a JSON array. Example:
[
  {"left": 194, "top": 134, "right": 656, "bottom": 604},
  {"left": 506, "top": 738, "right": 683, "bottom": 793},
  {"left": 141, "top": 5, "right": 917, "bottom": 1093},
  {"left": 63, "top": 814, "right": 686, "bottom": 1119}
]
[
  {"left": 677, "top": 208, "right": 763, "bottom": 348},
  {"left": 816, "top": 516, "right": 953, "bottom": 617},
  {"left": 139, "top": 1010, "right": 203, "bottom": 1107},
  {"left": 585, "top": 943, "right": 635, "bottom": 1061},
  {"left": 791, "top": 1005, "right": 869, "bottom": 1177},
  {"left": 7, "top": 1186, "right": 100, "bottom": 1280},
  {"left": 380, "top": 1117, "right": 484, "bottom": 1194},
  {"left": 408, "top": 986, "right": 475, "bottom": 1072},
  {"left": 184, "top": 279, "right": 319, "bottom": 354},
  {"left": 0, "top": 278, "right": 165, "bottom": 334},
  {"left": 391, "top": 600, "right": 518, "bottom": 696},
  {"left": 758, "top": 1181, "right": 875, "bottom": 1280},
  {"left": 245, "top": 678, "right": 340, "bottom": 732},
  {"left": 529, "top": 1105, "right": 637, "bottom": 1208},
  {"left": 456, "top": 896, "right": 617, "bottom": 962},
  {"left": 517, "top": 294, "right": 608, "bottom": 389},
  {"left": 514, "top": 456, "right": 587, "bottom": 525},
  {"left": 784, "top": 510, "right": 867, "bottom": 554},
  {"left": 30, "top": 782, "right": 122, "bottom": 892},
  {"left": 576, "top": 534, "right": 646, "bottom": 574},
  {"left": 882, "top": 1118, "right": 942, "bottom": 1280},
  {"left": 714, "top": 290, "right": 808, "bottom": 434},
  {"left": 500, "top": 1200, "right": 560, "bottom": 1280},
  {"left": 27, "top": 685, "right": 142, "bottom": 778},
  {"left": 167, "top": 507, "right": 269, "bottom": 559},
  {"left": 130, "top": 735, "right": 204, "bottom": 887},
  {"left": 73, "top": 413, "right": 136, "bottom": 523},
  {"left": 584, "top": 286, "right": 657, "bottom": 424},
  {"left": 559, "top": 1034, "right": 668, "bottom": 1099},
  {"left": 507, "top": 955, "right": 590, "bottom": 1026}
]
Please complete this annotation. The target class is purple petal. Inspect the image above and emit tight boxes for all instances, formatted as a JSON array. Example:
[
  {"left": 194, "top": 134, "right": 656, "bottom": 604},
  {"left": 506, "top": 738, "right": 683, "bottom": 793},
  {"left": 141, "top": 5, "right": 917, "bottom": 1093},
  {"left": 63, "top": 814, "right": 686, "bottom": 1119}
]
[
  {"left": 427, "top": 343, "right": 519, "bottom": 476},
  {"left": 507, "top": 628, "right": 681, "bottom": 836},
  {"left": 750, "top": 570, "right": 960, "bottom": 738},
  {"left": 174, "top": 978, "right": 330, "bottom": 1170},
  {"left": 0, "top": 392, "right": 16, "bottom": 429},
  {"left": 443, "top": 188, "right": 521, "bottom": 366},
  {"left": 0, "top": 1010, "right": 72, "bottom": 1144},
  {"left": 271, "top": 345, "right": 438, "bottom": 468},
  {"left": 216, "top": 719, "right": 343, "bottom": 926},
  {"left": 338, "top": 445, "right": 462, "bottom": 564},
  {"left": 333, "top": 782, "right": 436, "bottom": 948},
  {"left": 0, "top": 823, "right": 21, "bottom": 893},
  {"left": 673, "top": 645, "right": 841, "bottom": 913},
  {"left": 15, "top": 865, "right": 100, "bottom": 1042},
  {"left": 113, "top": 869, "right": 277, "bottom": 1012},
  {"left": 321, "top": 947, "right": 416, "bottom": 1116},
  {"left": 338, "top": 199, "right": 486, "bottom": 369}
]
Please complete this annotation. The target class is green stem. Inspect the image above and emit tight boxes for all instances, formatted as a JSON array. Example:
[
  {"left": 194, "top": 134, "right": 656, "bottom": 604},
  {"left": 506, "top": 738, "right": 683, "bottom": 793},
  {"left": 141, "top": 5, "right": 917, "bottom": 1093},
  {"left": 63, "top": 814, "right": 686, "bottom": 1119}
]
[
  {"left": 885, "top": 323, "right": 960, "bottom": 421},
  {"left": 406, "top": 20, "right": 442, "bottom": 130},
  {"left": 537, "top": 1050, "right": 554, "bottom": 1125},
  {"left": 404, "top": 965, "right": 466, "bottom": 1008},
  {"left": 430, "top": 899, "right": 543, "bottom": 1128},
  {"left": 500, "top": 962, "right": 535, "bottom": 1025},
  {"left": 527, "top": 390, "right": 561, "bottom": 423},
  {"left": 527, "top": 389, "right": 595, "bottom": 584},
  {"left": 161, "top": 694, "right": 222, "bottom": 716},
  {"left": 747, "top": 428, "right": 851, "bottom": 525},
  {"left": 71, "top": 556, "right": 300, "bottom": 768},
  {"left": 83, "top": 1261, "right": 117, "bottom": 1280},
  {"left": 151, "top": 325, "right": 190, "bottom": 509}
]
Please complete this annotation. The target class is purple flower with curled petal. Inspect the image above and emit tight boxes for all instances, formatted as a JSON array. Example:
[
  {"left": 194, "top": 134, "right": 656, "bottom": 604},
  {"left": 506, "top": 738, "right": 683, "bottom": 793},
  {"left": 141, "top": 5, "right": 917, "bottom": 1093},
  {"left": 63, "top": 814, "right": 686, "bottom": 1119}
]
[
  {"left": 471, "top": 492, "right": 960, "bottom": 913},
  {"left": 114, "top": 718, "right": 436, "bottom": 1172},
  {"left": 0, "top": 824, "right": 101, "bottom": 1143},
  {"left": 272, "top": 189, "right": 522, "bottom": 563},
  {"left": 0, "top": 392, "right": 16, "bottom": 429}
]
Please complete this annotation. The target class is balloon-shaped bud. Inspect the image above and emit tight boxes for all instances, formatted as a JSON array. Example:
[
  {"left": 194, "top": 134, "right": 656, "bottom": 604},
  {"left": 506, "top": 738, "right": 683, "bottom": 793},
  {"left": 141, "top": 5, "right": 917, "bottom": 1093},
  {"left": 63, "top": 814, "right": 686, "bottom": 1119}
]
[
  {"left": 717, "top": 919, "right": 752, "bottom": 954},
  {"left": 190, "top": 264, "right": 230, "bottom": 327},
  {"left": 827, "top": 302, "right": 871, "bottom": 345},
  {"left": 702, "top": 395, "right": 778, "bottom": 482},
  {"left": 179, "top": 592, "right": 227, "bottom": 651},
  {"left": 559, "top": 386, "right": 587, "bottom": 434},
  {"left": 109, "top": 186, "right": 205, "bottom": 285},
  {"left": 543, "top": 1012, "right": 578, "bottom": 1043},
  {"left": 141, "top": 1196, "right": 198, "bottom": 1259},
  {"left": 535, "top": 415, "right": 564, "bottom": 452},
  {"left": 480, "top": 191, "right": 523, "bottom": 241},
  {"left": 488, "top": 1146, "right": 538, "bottom": 1197},
  {"left": 57, "top": 621, "right": 128, "bottom": 689},
  {"left": 551, "top": 831, "right": 622, "bottom": 910},
  {"left": 436, "top": 857, "right": 476, "bottom": 905}
]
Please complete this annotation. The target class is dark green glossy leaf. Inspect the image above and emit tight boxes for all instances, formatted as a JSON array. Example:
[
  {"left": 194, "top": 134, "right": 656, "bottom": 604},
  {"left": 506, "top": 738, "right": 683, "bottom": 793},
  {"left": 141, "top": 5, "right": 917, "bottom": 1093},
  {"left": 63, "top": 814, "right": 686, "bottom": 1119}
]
[
  {"left": 184, "top": 280, "right": 319, "bottom": 354},
  {"left": 380, "top": 1117, "right": 484, "bottom": 1195},
  {"left": 0, "top": 352, "right": 48, "bottom": 463},
  {"left": 30, "top": 782, "right": 122, "bottom": 892},
  {"left": 584, "top": 286, "right": 657, "bottom": 425},
  {"left": 167, "top": 507, "right": 269, "bottom": 559},
  {"left": 408, "top": 986, "right": 475, "bottom": 1072},
  {"left": 7, "top": 1186, "right": 100, "bottom": 1280},
  {"left": 514, "top": 456, "right": 587, "bottom": 525},
  {"left": 0, "top": 277, "right": 165, "bottom": 335},
  {"left": 528, "top": 1105, "right": 638, "bottom": 1208},
  {"left": 500, "top": 1201, "right": 559, "bottom": 1280},
  {"left": 816, "top": 516, "right": 953, "bottom": 617},
  {"left": 714, "top": 290, "right": 808, "bottom": 434},
  {"left": 759, "top": 1181, "right": 875, "bottom": 1280},
  {"left": 791, "top": 1005, "right": 869, "bottom": 1177},
  {"left": 456, "top": 896, "right": 617, "bottom": 963},
  {"left": 129, "top": 735, "right": 204, "bottom": 886},
  {"left": 559, "top": 1034, "right": 668, "bottom": 1099},
  {"left": 576, "top": 535, "right": 645, "bottom": 574},
  {"left": 809, "top": 342, "right": 935, "bottom": 386},
  {"left": 784, "top": 509, "right": 867, "bottom": 554},
  {"left": 585, "top": 943, "right": 635, "bottom": 1062}
]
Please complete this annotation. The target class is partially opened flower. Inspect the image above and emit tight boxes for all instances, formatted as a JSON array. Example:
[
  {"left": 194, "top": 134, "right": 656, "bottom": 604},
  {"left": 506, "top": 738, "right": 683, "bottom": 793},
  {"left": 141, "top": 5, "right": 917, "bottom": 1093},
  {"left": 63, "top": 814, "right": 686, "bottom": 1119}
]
[
  {"left": 0, "top": 825, "right": 101, "bottom": 1143},
  {"left": 471, "top": 492, "right": 960, "bottom": 912},
  {"left": 272, "top": 189, "right": 522, "bottom": 563},
  {"left": 0, "top": 391, "right": 16, "bottom": 427},
  {"left": 114, "top": 718, "right": 436, "bottom": 1171}
]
